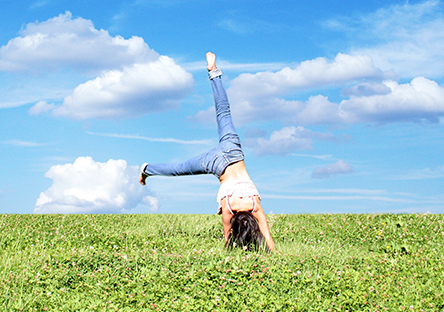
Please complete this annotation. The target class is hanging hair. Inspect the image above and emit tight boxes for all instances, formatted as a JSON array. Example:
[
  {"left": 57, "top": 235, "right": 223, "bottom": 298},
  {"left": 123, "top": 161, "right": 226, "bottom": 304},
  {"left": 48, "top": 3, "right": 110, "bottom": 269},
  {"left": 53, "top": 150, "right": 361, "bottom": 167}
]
[{"left": 226, "top": 211, "right": 266, "bottom": 251}]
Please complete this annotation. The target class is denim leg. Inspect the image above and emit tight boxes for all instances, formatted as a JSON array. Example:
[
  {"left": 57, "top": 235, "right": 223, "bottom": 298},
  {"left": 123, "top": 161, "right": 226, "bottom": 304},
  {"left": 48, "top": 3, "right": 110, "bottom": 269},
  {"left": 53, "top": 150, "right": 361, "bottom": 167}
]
[
  {"left": 144, "top": 146, "right": 229, "bottom": 177},
  {"left": 211, "top": 76, "right": 238, "bottom": 143},
  {"left": 142, "top": 74, "right": 243, "bottom": 178},
  {"left": 144, "top": 155, "right": 208, "bottom": 176},
  {"left": 210, "top": 76, "right": 244, "bottom": 175}
]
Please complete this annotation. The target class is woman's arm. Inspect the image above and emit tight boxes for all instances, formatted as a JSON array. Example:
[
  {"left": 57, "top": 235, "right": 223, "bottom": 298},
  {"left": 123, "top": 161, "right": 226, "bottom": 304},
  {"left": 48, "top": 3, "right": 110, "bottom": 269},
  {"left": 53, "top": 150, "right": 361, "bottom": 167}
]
[
  {"left": 253, "top": 200, "right": 275, "bottom": 251},
  {"left": 222, "top": 207, "right": 232, "bottom": 244}
]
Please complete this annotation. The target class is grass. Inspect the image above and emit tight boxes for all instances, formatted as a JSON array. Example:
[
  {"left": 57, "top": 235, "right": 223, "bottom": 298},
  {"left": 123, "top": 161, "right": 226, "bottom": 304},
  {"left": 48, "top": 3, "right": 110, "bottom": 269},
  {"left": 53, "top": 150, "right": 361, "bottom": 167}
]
[{"left": 1, "top": 213, "right": 443, "bottom": 311}]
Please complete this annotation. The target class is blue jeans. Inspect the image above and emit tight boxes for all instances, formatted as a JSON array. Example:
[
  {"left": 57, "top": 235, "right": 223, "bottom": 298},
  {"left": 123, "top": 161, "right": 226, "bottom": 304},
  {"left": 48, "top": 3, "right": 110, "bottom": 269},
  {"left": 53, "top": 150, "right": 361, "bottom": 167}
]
[{"left": 143, "top": 74, "right": 244, "bottom": 178}]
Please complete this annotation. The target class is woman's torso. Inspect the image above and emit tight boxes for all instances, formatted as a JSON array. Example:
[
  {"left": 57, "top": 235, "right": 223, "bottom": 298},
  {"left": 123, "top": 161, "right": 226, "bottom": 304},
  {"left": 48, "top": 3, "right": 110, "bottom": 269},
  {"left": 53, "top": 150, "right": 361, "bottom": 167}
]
[
  {"left": 219, "top": 160, "right": 251, "bottom": 184},
  {"left": 219, "top": 161, "right": 259, "bottom": 213}
]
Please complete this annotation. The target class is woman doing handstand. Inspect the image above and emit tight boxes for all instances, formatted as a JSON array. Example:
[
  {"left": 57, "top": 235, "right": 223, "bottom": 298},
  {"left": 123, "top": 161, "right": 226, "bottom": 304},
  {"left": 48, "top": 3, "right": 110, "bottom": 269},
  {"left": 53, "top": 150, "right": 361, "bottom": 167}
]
[{"left": 139, "top": 52, "right": 274, "bottom": 251}]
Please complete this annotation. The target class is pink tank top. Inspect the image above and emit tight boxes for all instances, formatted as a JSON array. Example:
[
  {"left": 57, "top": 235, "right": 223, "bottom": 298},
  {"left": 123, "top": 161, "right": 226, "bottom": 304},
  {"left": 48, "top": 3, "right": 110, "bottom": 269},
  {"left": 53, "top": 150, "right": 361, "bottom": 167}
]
[
  {"left": 216, "top": 181, "right": 261, "bottom": 215},
  {"left": 225, "top": 195, "right": 256, "bottom": 215}
]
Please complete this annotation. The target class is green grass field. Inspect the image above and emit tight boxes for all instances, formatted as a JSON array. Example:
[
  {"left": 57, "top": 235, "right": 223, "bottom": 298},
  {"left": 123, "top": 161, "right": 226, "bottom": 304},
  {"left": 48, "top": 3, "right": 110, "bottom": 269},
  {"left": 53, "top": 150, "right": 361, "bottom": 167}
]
[{"left": 1, "top": 213, "right": 443, "bottom": 311}]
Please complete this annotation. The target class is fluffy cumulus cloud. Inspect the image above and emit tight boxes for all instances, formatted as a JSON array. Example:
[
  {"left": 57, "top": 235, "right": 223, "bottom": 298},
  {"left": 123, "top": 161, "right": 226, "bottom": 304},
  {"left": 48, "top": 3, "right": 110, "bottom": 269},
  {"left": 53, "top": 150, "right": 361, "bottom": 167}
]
[
  {"left": 312, "top": 160, "right": 354, "bottom": 179},
  {"left": 52, "top": 56, "right": 193, "bottom": 119},
  {"left": 281, "top": 77, "right": 444, "bottom": 125},
  {"left": 0, "top": 12, "right": 154, "bottom": 72},
  {"left": 195, "top": 62, "right": 444, "bottom": 126},
  {"left": 0, "top": 12, "right": 193, "bottom": 118},
  {"left": 230, "top": 53, "right": 384, "bottom": 98},
  {"left": 34, "top": 157, "right": 158, "bottom": 214},
  {"left": 340, "top": 77, "right": 444, "bottom": 123},
  {"left": 194, "top": 53, "right": 387, "bottom": 126},
  {"left": 244, "top": 126, "right": 340, "bottom": 156}
]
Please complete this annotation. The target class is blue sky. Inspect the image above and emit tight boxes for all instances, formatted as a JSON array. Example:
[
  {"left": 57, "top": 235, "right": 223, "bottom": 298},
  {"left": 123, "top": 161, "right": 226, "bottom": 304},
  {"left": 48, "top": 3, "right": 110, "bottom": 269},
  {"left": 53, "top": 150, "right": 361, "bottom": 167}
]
[{"left": 1, "top": 0, "right": 444, "bottom": 214}]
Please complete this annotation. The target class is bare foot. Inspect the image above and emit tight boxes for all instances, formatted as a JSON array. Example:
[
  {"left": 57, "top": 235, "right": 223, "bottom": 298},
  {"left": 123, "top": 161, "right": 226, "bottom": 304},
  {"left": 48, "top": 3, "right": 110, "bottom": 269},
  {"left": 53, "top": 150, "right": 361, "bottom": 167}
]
[
  {"left": 139, "top": 172, "right": 147, "bottom": 185},
  {"left": 206, "top": 52, "right": 217, "bottom": 71}
]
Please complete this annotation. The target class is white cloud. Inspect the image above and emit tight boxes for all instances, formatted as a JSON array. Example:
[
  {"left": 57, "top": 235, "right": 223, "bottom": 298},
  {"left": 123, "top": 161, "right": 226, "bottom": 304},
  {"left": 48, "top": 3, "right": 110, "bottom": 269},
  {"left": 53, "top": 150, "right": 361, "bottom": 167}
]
[
  {"left": 244, "top": 126, "right": 340, "bottom": 156},
  {"left": 51, "top": 56, "right": 193, "bottom": 119},
  {"left": 3, "top": 140, "right": 46, "bottom": 147},
  {"left": 85, "top": 131, "right": 212, "bottom": 145},
  {"left": 190, "top": 105, "right": 216, "bottom": 125},
  {"left": 229, "top": 53, "right": 384, "bottom": 101},
  {"left": 29, "top": 101, "right": 55, "bottom": 115},
  {"left": 194, "top": 53, "right": 386, "bottom": 126},
  {"left": 34, "top": 156, "right": 157, "bottom": 214},
  {"left": 290, "top": 154, "right": 334, "bottom": 160},
  {"left": 342, "top": 82, "right": 392, "bottom": 97},
  {"left": 326, "top": 0, "right": 444, "bottom": 79},
  {"left": 391, "top": 165, "right": 444, "bottom": 180},
  {"left": 340, "top": 77, "right": 444, "bottom": 123},
  {"left": 1, "top": 12, "right": 194, "bottom": 118},
  {"left": 293, "top": 77, "right": 444, "bottom": 124},
  {"left": 0, "top": 11, "right": 155, "bottom": 72},
  {"left": 197, "top": 70, "right": 444, "bottom": 126},
  {"left": 311, "top": 160, "right": 354, "bottom": 179},
  {"left": 29, "top": 0, "right": 50, "bottom": 9},
  {"left": 286, "top": 95, "right": 344, "bottom": 125},
  {"left": 142, "top": 196, "right": 160, "bottom": 212}
]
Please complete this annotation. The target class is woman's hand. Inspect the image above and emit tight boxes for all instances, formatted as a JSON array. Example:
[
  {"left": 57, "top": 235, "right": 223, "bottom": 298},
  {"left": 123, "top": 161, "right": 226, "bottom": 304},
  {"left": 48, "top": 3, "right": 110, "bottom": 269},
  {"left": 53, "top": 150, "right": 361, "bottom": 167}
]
[{"left": 252, "top": 200, "right": 275, "bottom": 251}]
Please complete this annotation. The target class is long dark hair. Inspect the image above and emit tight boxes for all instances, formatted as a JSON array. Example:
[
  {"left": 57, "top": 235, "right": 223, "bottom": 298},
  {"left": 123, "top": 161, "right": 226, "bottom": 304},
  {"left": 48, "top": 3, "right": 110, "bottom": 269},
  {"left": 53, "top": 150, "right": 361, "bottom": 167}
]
[{"left": 226, "top": 211, "right": 265, "bottom": 251}]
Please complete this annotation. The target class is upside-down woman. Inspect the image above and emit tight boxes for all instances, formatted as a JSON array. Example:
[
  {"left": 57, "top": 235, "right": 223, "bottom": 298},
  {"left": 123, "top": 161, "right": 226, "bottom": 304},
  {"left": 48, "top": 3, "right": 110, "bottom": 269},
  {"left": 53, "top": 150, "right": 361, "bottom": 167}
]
[{"left": 139, "top": 52, "right": 274, "bottom": 251}]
